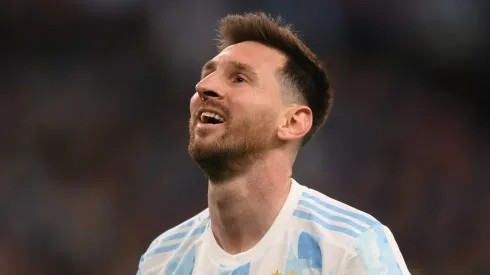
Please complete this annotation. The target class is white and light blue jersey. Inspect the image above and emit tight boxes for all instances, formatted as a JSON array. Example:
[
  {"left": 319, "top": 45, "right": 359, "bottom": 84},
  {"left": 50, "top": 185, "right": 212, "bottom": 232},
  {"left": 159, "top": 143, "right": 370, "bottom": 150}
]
[{"left": 137, "top": 179, "right": 410, "bottom": 275}]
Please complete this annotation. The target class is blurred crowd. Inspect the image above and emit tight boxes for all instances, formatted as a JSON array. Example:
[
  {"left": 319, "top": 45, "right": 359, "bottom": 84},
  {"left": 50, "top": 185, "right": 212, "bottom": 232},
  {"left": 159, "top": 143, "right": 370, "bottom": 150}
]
[{"left": 0, "top": 0, "right": 488, "bottom": 274}]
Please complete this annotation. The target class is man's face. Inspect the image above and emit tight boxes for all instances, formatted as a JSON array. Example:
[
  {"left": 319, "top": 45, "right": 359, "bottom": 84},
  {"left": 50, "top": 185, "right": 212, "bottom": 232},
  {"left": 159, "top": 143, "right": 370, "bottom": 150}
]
[{"left": 189, "top": 41, "right": 287, "bottom": 161}]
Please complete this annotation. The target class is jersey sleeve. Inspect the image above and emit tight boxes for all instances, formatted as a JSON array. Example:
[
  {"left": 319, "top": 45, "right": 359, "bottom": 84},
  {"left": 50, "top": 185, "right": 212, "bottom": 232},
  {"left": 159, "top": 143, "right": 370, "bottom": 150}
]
[{"left": 337, "top": 223, "right": 411, "bottom": 275}]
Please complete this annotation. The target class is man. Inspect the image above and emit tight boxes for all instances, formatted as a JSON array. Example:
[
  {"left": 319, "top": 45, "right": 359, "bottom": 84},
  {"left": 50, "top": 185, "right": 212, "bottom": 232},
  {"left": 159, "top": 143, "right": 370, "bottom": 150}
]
[{"left": 137, "top": 12, "right": 410, "bottom": 275}]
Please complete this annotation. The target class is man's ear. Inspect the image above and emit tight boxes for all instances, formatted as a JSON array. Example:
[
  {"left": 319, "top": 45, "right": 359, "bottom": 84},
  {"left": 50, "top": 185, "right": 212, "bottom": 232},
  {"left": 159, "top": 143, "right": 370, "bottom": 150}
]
[{"left": 277, "top": 105, "right": 312, "bottom": 142}]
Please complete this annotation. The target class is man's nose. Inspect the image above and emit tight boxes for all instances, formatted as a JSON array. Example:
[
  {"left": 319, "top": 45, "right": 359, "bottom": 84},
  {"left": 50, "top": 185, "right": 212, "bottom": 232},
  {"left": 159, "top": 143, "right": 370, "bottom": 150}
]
[{"left": 195, "top": 75, "right": 224, "bottom": 100}]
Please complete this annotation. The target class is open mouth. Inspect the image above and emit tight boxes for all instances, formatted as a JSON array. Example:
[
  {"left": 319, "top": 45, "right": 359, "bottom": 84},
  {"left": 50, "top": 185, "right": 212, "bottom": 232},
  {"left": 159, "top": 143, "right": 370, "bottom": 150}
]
[{"left": 199, "top": 111, "right": 225, "bottom": 125}]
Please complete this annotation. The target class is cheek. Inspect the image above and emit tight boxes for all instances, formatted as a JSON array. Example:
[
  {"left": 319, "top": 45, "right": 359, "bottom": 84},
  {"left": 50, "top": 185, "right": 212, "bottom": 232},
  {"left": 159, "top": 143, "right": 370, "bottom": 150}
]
[
  {"left": 233, "top": 105, "right": 279, "bottom": 132},
  {"left": 230, "top": 93, "right": 280, "bottom": 123}
]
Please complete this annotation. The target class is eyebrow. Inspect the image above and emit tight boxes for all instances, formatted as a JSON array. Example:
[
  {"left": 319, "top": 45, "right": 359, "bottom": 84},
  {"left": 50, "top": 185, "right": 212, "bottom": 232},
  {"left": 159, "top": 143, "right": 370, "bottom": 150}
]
[{"left": 201, "top": 60, "right": 259, "bottom": 80}]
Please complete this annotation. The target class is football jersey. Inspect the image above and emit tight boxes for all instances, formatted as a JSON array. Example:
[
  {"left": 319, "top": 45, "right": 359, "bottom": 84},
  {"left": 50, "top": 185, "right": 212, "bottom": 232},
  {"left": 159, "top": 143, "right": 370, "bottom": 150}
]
[{"left": 137, "top": 179, "right": 410, "bottom": 275}]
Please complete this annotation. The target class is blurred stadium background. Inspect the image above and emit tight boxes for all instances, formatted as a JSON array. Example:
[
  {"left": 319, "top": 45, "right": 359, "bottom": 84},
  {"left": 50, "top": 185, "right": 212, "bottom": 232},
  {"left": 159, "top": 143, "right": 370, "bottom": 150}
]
[{"left": 0, "top": 0, "right": 488, "bottom": 274}]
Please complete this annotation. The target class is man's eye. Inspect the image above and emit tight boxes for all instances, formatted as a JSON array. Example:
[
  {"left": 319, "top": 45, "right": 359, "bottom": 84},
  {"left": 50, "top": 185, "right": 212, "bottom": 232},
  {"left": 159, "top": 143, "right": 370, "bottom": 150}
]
[{"left": 234, "top": 76, "right": 245, "bottom": 83}]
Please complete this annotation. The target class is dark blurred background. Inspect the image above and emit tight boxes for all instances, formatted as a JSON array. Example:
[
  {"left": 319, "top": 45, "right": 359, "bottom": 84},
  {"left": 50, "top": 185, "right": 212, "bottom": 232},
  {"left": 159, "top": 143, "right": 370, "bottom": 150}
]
[{"left": 0, "top": 0, "right": 488, "bottom": 274}]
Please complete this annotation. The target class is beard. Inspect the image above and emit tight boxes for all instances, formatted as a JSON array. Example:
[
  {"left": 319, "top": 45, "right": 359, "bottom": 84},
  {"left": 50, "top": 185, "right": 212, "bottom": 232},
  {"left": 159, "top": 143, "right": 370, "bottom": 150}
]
[{"left": 188, "top": 110, "right": 277, "bottom": 182}]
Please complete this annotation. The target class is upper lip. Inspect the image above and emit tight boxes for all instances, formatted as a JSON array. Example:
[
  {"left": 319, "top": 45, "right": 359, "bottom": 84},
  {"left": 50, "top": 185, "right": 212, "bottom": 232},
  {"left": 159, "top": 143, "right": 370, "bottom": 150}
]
[{"left": 197, "top": 107, "right": 226, "bottom": 121}]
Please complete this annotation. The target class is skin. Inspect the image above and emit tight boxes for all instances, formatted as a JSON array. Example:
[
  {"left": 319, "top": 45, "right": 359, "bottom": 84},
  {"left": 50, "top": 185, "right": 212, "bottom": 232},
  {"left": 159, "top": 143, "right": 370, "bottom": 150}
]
[{"left": 188, "top": 41, "right": 313, "bottom": 254}]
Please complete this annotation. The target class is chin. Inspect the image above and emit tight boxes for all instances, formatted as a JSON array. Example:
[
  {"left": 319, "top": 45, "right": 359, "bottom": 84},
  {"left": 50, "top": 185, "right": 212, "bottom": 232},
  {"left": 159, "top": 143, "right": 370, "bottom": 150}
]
[
  {"left": 188, "top": 142, "right": 238, "bottom": 182},
  {"left": 189, "top": 140, "right": 222, "bottom": 160}
]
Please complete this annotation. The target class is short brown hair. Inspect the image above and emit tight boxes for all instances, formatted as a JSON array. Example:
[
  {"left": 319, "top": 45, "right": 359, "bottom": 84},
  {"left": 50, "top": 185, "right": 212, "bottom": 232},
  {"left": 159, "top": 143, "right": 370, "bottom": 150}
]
[{"left": 217, "top": 12, "right": 333, "bottom": 145}]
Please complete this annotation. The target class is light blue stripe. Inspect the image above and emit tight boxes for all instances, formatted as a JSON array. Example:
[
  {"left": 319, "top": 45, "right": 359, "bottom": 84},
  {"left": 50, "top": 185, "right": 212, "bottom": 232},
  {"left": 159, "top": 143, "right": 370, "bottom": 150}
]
[
  {"left": 165, "top": 244, "right": 196, "bottom": 275},
  {"left": 298, "top": 200, "right": 369, "bottom": 232},
  {"left": 161, "top": 215, "right": 209, "bottom": 243},
  {"left": 161, "top": 224, "right": 207, "bottom": 243},
  {"left": 154, "top": 219, "right": 197, "bottom": 246},
  {"left": 143, "top": 225, "right": 207, "bottom": 260},
  {"left": 161, "top": 231, "right": 189, "bottom": 242},
  {"left": 302, "top": 193, "right": 377, "bottom": 226},
  {"left": 353, "top": 224, "right": 402, "bottom": 274},
  {"left": 176, "top": 219, "right": 196, "bottom": 229},
  {"left": 145, "top": 244, "right": 180, "bottom": 258},
  {"left": 190, "top": 225, "right": 207, "bottom": 236},
  {"left": 372, "top": 224, "right": 402, "bottom": 274},
  {"left": 175, "top": 213, "right": 210, "bottom": 230},
  {"left": 293, "top": 210, "right": 359, "bottom": 238}
]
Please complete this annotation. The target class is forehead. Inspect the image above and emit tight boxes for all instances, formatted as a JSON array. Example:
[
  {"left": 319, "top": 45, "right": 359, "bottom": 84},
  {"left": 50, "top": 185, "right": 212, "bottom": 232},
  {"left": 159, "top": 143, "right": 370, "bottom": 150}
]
[{"left": 212, "top": 41, "right": 286, "bottom": 72}]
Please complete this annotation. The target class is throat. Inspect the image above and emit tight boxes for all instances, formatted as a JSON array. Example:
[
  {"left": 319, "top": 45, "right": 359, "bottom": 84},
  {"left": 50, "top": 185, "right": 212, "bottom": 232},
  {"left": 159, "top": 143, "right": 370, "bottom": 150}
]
[
  {"left": 211, "top": 208, "right": 270, "bottom": 255},
  {"left": 208, "top": 175, "right": 292, "bottom": 255}
]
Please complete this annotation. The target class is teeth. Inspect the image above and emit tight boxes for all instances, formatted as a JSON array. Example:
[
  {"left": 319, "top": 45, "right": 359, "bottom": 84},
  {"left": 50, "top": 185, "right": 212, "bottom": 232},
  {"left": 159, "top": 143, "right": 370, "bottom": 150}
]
[{"left": 200, "top": 111, "right": 224, "bottom": 122}]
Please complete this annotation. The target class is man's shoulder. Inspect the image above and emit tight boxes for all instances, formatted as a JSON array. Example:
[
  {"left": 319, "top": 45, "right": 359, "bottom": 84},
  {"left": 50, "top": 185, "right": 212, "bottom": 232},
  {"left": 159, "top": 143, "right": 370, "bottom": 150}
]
[
  {"left": 294, "top": 184, "right": 411, "bottom": 275},
  {"left": 139, "top": 208, "right": 210, "bottom": 269},
  {"left": 292, "top": 183, "right": 382, "bottom": 248}
]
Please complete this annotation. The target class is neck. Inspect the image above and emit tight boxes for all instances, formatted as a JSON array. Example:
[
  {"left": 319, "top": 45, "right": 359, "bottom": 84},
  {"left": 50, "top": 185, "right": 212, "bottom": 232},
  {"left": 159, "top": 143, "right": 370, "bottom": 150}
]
[{"left": 207, "top": 150, "right": 293, "bottom": 255}]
